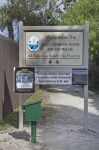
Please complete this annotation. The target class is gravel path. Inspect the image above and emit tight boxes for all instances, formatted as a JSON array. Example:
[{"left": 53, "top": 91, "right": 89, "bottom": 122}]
[{"left": 0, "top": 85, "right": 99, "bottom": 150}]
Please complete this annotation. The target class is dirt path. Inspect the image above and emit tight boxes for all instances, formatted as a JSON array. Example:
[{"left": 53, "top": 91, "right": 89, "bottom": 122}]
[{"left": 0, "top": 85, "right": 99, "bottom": 150}]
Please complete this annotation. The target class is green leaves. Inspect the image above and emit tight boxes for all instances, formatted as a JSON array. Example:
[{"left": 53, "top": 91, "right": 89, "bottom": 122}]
[
  {"left": 45, "top": 9, "right": 53, "bottom": 19},
  {"left": 61, "top": 0, "right": 99, "bottom": 81},
  {"left": 0, "top": 0, "right": 78, "bottom": 40}
]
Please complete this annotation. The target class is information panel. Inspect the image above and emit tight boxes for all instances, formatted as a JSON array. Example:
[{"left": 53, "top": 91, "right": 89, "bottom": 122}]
[
  {"left": 72, "top": 69, "right": 88, "bottom": 85},
  {"left": 15, "top": 67, "right": 35, "bottom": 93},
  {"left": 35, "top": 72, "right": 72, "bottom": 85},
  {"left": 26, "top": 32, "right": 83, "bottom": 66}
]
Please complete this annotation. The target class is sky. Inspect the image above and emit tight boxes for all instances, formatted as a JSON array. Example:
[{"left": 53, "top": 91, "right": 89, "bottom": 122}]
[
  {"left": 0, "top": 0, "right": 6, "bottom": 6},
  {"left": 0, "top": 0, "right": 9, "bottom": 38},
  {"left": 0, "top": 0, "right": 19, "bottom": 42}
]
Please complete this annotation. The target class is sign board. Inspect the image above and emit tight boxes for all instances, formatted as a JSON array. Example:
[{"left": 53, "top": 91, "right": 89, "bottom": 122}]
[
  {"left": 72, "top": 69, "right": 88, "bottom": 85},
  {"left": 15, "top": 67, "right": 35, "bottom": 93},
  {"left": 35, "top": 72, "right": 72, "bottom": 85},
  {"left": 19, "top": 21, "right": 89, "bottom": 130},
  {"left": 26, "top": 32, "right": 83, "bottom": 66}
]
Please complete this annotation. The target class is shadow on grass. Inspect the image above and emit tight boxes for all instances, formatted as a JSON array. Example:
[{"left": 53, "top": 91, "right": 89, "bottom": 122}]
[
  {"left": 1, "top": 85, "right": 99, "bottom": 132},
  {"left": 0, "top": 104, "right": 52, "bottom": 130},
  {"left": 0, "top": 111, "right": 19, "bottom": 130},
  {"left": 9, "top": 131, "right": 30, "bottom": 141},
  {"left": 0, "top": 89, "right": 49, "bottom": 131}
]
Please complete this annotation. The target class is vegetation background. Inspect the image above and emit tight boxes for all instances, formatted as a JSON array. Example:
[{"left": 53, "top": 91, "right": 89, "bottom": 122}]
[{"left": 0, "top": 0, "right": 99, "bottom": 89}]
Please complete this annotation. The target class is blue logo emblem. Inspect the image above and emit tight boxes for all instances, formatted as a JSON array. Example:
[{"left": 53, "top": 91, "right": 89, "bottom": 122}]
[{"left": 27, "top": 35, "right": 40, "bottom": 51}]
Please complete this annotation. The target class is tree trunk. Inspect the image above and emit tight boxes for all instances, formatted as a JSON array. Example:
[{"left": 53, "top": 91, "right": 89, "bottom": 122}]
[{"left": 7, "top": 22, "right": 14, "bottom": 40}]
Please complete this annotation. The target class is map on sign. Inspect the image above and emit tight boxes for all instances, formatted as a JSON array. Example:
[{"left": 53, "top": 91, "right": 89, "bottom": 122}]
[
  {"left": 72, "top": 69, "right": 88, "bottom": 85},
  {"left": 26, "top": 32, "right": 83, "bottom": 66},
  {"left": 15, "top": 68, "right": 35, "bottom": 93}
]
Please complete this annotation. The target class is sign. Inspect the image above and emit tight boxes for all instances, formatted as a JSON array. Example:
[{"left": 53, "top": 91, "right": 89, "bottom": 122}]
[
  {"left": 26, "top": 32, "right": 83, "bottom": 66},
  {"left": 15, "top": 67, "right": 35, "bottom": 93},
  {"left": 35, "top": 72, "right": 72, "bottom": 85},
  {"left": 19, "top": 21, "right": 89, "bottom": 131},
  {"left": 72, "top": 69, "right": 88, "bottom": 85}
]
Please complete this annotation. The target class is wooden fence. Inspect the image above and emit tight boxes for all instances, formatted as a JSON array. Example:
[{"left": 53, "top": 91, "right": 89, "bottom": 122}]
[{"left": 0, "top": 35, "right": 33, "bottom": 121}]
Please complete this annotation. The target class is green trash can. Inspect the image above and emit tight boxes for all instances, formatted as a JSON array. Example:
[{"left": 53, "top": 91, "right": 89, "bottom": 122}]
[{"left": 22, "top": 100, "right": 43, "bottom": 143}]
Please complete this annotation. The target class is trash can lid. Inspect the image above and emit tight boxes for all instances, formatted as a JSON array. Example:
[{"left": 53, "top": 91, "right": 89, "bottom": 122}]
[{"left": 22, "top": 99, "right": 43, "bottom": 109}]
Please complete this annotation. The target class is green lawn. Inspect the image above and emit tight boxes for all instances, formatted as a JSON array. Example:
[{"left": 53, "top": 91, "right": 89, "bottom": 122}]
[{"left": 0, "top": 89, "right": 52, "bottom": 131}]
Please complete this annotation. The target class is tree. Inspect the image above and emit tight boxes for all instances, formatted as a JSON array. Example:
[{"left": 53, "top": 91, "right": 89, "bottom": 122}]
[
  {"left": 0, "top": 0, "right": 77, "bottom": 41},
  {"left": 0, "top": 0, "right": 48, "bottom": 40},
  {"left": 0, "top": 0, "right": 61, "bottom": 40},
  {"left": 61, "top": 0, "right": 76, "bottom": 9},
  {"left": 60, "top": 0, "right": 99, "bottom": 81}
]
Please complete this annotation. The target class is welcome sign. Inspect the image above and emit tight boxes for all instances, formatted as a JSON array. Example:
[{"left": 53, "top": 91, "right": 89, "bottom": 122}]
[
  {"left": 18, "top": 22, "right": 89, "bottom": 131},
  {"left": 26, "top": 32, "right": 83, "bottom": 66}
]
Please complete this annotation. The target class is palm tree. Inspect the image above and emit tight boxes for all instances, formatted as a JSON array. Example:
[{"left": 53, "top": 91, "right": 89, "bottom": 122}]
[{"left": 0, "top": 0, "right": 47, "bottom": 40}]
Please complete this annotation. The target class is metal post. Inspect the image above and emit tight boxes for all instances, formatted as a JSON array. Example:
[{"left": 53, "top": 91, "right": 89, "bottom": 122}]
[
  {"left": 83, "top": 21, "right": 89, "bottom": 131},
  {"left": 84, "top": 85, "right": 88, "bottom": 131},
  {"left": 19, "top": 93, "right": 24, "bottom": 129},
  {"left": 84, "top": 21, "right": 89, "bottom": 69},
  {"left": 31, "top": 121, "right": 36, "bottom": 143},
  {"left": 19, "top": 21, "right": 24, "bottom": 129}
]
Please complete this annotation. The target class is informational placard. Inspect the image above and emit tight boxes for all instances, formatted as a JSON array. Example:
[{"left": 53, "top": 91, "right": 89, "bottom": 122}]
[
  {"left": 35, "top": 72, "right": 72, "bottom": 85},
  {"left": 15, "top": 67, "right": 35, "bottom": 93},
  {"left": 19, "top": 21, "right": 89, "bottom": 131},
  {"left": 26, "top": 32, "right": 83, "bottom": 66},
  {"left": 72, "top": 69, "right": 88, "bottom": 85}
]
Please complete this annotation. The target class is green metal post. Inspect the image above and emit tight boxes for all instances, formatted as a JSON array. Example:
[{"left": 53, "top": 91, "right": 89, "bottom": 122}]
[{"left": 31, "top": 121, "right": 36, "bottom": 143}]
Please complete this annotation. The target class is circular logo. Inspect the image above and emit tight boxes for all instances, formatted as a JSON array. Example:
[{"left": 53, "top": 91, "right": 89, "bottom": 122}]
[{"left": 27, "top": 35, "right": 40, "bottom": 51}]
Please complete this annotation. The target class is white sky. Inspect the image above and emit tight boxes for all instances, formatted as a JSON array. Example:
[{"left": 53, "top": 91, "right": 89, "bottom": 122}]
[
  {"left": 0, "top": 0, "right": 6, "bottom": 6},
  {"left": 0, "top": 0, "right": 8, "bottom": 37}
]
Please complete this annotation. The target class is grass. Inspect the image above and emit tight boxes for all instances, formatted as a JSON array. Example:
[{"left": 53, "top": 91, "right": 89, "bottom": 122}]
[
  {"left": 0, "top": 89, "right": 52, "bottom": 131},
  {"left": 0, "top": 109, "right": 19, "bottom": 131},
  {"left": 89, "top": 86, "right": 99, "bottom": 95}
]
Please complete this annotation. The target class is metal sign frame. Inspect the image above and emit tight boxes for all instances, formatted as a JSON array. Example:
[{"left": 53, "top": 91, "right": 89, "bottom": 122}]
[
  {"left": 25, "top": 31, "right": 83, "bottom": 66},
  {"left": 20, "top": 22, "right": 88, "bottom": 71},
  {"left": 19, "top": 21, "right": 89, "bottom": 131}
]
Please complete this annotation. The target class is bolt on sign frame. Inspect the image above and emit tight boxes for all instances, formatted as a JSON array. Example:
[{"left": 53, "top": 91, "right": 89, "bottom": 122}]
[{"left": 19, "top": 21, "right": 89, "bottom": 131}]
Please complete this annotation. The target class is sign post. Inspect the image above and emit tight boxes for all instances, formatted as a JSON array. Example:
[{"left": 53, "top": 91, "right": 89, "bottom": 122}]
[
  {"left": 84, "top": 85, "right": 88, "bottom": 131},
  {"left": 19, "top": 21, "right": 24, "bottom": 129},
  {"left": 83, "top": 21, "right": 89, "bottom": 131},
  {"left": 18, "top": 21, "right": 89, "bottom": 131},
  {"left": 19, "top": 93, "right": 24, "bottom": 129}
]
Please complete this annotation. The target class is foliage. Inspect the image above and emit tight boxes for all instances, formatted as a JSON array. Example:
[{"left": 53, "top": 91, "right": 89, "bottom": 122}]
[
  {"left": 0, "top": 0, "right": 59, "bottom": 40},
  {"left": 61, "top": 0, "right": 76, "bottom": 9},
  {"left": 60, "top": 0, "right": 99, "bottom": 81},
  {"left": 0, "top": 0, "right": 77, "bottom": 41},
  {"left": 0, "top": 0, "right": 47, "bottom": 40}
]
